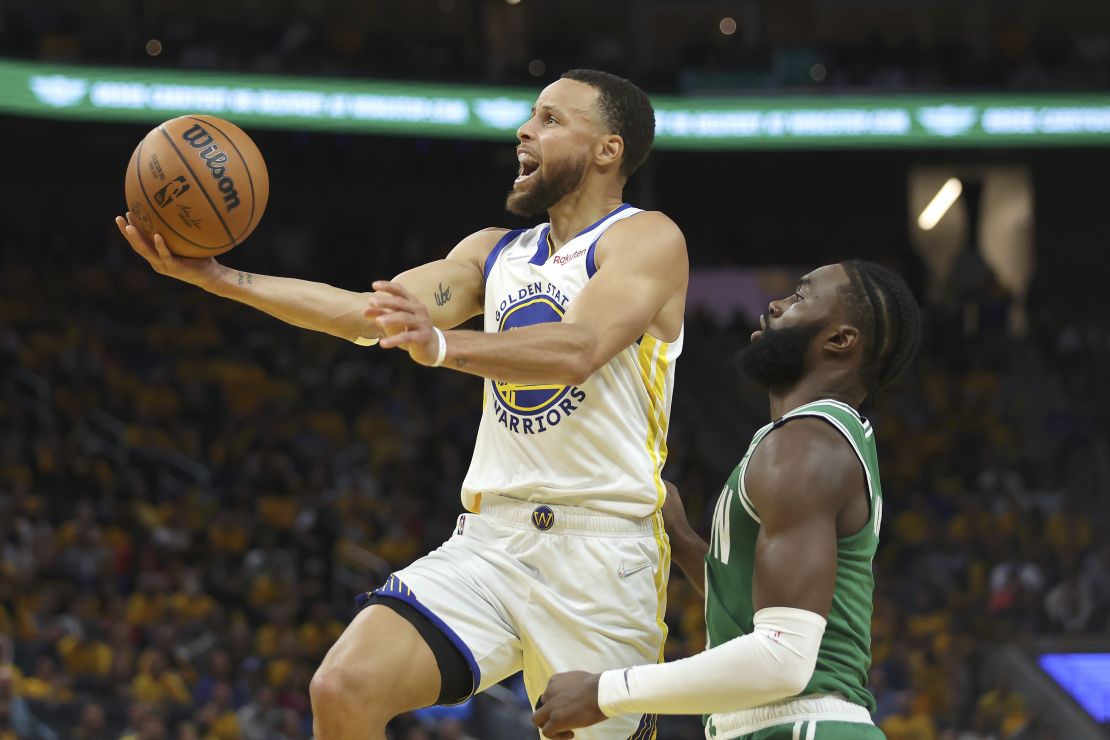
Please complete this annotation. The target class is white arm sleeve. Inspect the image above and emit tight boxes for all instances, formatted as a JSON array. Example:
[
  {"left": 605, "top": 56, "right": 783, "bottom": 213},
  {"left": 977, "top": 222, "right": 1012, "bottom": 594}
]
[{"left": 597, "top": 606, "right": 826, "bottom": 717}]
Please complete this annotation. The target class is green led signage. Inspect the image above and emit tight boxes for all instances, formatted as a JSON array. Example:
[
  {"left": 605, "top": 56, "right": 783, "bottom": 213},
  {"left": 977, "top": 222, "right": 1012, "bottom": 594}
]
[{"left": 4, "top": 58, "right": 1110, "bottom": 149}]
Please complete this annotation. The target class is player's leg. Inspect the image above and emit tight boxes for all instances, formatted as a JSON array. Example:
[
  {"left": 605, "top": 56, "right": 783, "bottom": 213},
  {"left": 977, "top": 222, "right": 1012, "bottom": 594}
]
[
  {"left": 311, "top": 514, "right": 524, "bottom": 739},
  {"left": 309, "top": 604, "right": 442, "bottom": 740},
  {"left": 522, "top": 513, "right": 671, "bottom": 739}
]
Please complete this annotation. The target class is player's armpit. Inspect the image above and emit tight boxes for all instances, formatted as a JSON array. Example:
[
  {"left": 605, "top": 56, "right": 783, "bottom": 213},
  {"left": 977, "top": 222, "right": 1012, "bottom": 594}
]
[
  {"left": 559, "top": 211, "right": 688, "bottom": 376},
  {"left": 745, "top": 417, "right": 867, "bottom": 618},
  {"left": 389, "top": 227, "right": 506, "bottom": 329}
]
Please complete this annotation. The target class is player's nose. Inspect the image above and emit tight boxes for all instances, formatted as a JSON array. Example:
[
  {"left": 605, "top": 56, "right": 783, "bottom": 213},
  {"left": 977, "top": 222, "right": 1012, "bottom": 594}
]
[{"left": 516, "top": 116, "right": 536, "bottom": 143}]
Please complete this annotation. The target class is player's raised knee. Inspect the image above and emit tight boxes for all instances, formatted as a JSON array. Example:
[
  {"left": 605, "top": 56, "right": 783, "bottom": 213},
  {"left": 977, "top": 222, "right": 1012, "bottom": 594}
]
[
  {"left": 310, "top": 664, "right": 365, "bottom": 716},
  {"left": 309, "top": 660, "right": 397, "bottom": 731},
  {"left": 311, "top": 604, "right": 443, "bottom": 732}
]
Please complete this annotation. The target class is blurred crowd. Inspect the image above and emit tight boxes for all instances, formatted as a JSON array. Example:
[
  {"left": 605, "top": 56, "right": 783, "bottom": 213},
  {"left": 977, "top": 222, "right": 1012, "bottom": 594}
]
[
  {"left": 1, "top": 211, "right": 1108, "bottom": 739},
  {"left": 0, "top": 237, "right": 494, "bottom": 738},
  {"left": 2, "top": 0, "right": 1109, "bottom": 93}
]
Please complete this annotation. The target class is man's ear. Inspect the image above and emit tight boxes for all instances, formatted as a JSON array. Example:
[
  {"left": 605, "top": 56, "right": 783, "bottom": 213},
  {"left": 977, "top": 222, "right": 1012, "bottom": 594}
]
[
  {"left": 596, "top": 134, "right": 624, "bottom": 170},
  {"left": 825, "top": 324, "right": 861, "bottom": 355}
]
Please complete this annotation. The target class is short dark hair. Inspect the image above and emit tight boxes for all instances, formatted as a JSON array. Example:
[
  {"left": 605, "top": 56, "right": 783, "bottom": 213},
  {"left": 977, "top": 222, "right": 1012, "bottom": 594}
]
[
  {"left": 838, "top": 260, "right": 921, "bottom": 395},
  {"left": 560, "top": 69, "right": 655, "bottom": 178}
]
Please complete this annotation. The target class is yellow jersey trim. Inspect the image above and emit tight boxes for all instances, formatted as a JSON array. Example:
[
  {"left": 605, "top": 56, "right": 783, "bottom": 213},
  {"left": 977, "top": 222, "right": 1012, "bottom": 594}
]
[{"left": 636, "top": 334, "right": 672, "bottom": 512}]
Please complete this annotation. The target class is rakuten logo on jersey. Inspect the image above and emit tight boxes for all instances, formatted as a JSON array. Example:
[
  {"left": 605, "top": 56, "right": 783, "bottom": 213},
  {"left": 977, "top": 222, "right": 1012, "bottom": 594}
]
[{"left": 553, "top": 248, "right": 587, "bottom": 265}]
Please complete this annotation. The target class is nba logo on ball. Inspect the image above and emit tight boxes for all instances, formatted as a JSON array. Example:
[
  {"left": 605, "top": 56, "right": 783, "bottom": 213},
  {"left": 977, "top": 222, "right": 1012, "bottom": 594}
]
[{"left": 531, "top": 506, "right": 555, "bottom": 531}]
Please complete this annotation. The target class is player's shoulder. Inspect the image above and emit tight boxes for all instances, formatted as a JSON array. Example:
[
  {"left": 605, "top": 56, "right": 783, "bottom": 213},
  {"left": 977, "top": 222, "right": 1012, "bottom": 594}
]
[
  {"left": 460, "top": 226, "right": 514, "bottom": 249},
  {"left": 748, "top": 417, "right": 864, "bottom": 510},
  {"left": 596, "top": 210, "right": 687, "bottom": 266},
  {"left": 757, "top": 416, "right": 861, "bottom": 476},
  {"left": 611, "top": 209, "right": 685, "bottom": 243},
  {"left": 449, "top": 226, "right": 516, "bottom": 263}
]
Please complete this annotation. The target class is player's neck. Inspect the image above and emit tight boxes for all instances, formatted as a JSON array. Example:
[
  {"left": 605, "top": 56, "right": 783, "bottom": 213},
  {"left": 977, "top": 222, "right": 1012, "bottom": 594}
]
[
  {"left": 767, "top": 373, "right": 865, "bottom": 420},
  {"left": 545, "top": 188, "right": 625, "bottom": 249}
]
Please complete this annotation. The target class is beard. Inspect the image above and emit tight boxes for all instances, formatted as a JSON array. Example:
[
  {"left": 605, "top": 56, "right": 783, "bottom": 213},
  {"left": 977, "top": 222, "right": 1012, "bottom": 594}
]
[
  {"left": 505, "top": 153, "right": 589, "bottom": 217},
  {"left": 736, "top": 320, "right": 825, "bottom": 390}
]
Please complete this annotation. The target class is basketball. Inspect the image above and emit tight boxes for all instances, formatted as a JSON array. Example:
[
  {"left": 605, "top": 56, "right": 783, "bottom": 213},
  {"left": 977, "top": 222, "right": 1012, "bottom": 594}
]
[{"left": 123, "top": 115, "right": 268, "bottom": 258}]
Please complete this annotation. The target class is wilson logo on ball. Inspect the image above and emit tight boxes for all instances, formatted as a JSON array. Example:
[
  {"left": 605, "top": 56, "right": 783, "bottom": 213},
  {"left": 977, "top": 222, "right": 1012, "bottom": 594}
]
[{"left": 181, "top": 124, "right": 242, "bottom": 212}]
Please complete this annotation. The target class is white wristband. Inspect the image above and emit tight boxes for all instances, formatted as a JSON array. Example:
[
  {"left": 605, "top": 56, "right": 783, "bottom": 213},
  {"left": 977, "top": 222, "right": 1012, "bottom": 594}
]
[{"left": 431, "top": 327, "right": 447, "bottom": 367}]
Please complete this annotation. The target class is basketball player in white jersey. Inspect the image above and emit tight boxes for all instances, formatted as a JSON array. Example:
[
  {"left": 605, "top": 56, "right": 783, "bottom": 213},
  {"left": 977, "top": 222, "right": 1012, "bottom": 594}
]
[{"left": 116, "top": 69, "right": 687, "bottom": 739}]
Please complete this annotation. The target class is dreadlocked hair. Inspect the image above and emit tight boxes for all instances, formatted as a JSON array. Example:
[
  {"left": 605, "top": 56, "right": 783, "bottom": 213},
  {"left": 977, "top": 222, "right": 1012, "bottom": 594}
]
[{"left": 838, "top": 260, "right": 922, "bottom": 396}]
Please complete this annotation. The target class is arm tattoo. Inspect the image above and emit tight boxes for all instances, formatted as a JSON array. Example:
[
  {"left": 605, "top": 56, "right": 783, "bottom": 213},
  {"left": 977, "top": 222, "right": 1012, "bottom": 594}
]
[
  {"left": 434, "top": 282, "right": 452, "bottom": 307},
  {"left": 237, "top": 272, "right": 254, "bottom": 287}
]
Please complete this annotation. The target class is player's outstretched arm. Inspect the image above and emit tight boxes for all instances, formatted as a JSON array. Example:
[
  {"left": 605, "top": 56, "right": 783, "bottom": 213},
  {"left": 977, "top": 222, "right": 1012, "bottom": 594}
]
[
  {"left": 532, "top": 420, "right": 862, "bottom": 736},
  {"left": 661, "top": 481, "right": 709, "bottom": 597},
  {"left": 385, "top": 227, "right": 504, "bottom": 330},
  {"left": 369, "top": 212, "right": 688, "bottom": 383},
  {"left": 116, "top": 214, "right": 496, "bottom": 343}
]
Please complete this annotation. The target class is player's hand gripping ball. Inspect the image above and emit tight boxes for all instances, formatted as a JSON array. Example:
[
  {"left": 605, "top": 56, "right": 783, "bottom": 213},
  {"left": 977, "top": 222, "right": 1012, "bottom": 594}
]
[{"left": 123, "top": 115, "right": 268, "bottom": 257}]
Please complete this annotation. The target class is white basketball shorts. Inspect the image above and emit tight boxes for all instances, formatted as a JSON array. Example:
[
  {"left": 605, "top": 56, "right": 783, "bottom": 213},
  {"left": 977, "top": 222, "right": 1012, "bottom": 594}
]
[{"left": 371, "top": 493, "right": 670, "bottom": 739}]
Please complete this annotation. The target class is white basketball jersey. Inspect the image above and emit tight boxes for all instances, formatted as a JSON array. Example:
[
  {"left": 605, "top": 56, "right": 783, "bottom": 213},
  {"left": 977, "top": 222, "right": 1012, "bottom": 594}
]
[{"left": 461, "top": 204, "right": 683, "bottom": 519}]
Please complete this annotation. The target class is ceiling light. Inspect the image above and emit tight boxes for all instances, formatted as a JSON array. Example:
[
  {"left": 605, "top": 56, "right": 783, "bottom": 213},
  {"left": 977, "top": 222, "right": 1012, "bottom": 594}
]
[{"left": 918, "top": 178, "right": 963, "bottom": 230}]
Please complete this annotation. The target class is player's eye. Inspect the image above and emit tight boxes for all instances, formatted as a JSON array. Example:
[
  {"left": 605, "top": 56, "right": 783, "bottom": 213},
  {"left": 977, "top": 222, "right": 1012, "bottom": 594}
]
[
  {"left": 545, "top": 115, "right": 558, "bottom": 125},
  {"left": 793, "top": 291, "right": 803, "bottom": 301}
]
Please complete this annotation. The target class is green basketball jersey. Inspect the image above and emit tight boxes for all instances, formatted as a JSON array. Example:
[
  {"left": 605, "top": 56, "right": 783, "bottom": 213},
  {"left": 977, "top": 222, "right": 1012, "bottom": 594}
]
[{"left": 703, "top": 399, "right": 881, "bottom": 716}]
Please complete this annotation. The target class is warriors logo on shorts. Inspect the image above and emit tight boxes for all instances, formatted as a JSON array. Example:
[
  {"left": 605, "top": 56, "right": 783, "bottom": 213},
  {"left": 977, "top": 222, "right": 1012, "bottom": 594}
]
[{"left": 531, "top": 505, "right": 555, "bottom": 531}]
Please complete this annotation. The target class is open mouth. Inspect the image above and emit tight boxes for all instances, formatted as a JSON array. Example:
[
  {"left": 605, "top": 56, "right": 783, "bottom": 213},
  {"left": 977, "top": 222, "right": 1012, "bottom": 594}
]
[{"left": 516, "top": 151, "right": 540, "bottom": 183}]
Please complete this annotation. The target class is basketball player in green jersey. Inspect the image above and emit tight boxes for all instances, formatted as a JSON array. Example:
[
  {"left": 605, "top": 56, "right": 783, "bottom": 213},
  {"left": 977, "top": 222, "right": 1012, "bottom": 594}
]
[{"left": 532, "top": 260, "right": 920, "bottom": 739}]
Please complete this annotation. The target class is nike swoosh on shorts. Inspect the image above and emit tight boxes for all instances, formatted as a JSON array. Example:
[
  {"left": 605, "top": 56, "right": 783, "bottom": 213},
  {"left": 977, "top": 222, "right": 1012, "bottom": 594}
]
[{"left": 617, "top": 560, "right": 653, "bottom": 579}]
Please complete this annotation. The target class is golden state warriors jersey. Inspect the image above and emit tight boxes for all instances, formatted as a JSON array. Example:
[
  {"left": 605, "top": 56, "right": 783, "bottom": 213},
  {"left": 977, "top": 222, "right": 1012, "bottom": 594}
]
[{"left": 461, "top": 204, "right": 682, "bottom": 519}]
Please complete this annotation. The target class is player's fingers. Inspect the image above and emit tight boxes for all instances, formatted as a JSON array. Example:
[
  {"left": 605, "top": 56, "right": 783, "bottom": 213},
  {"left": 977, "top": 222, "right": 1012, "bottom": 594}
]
[
  {"left": 531, "top": 703, "right": 550, "bottom": 727},
  {"left": 370, "top": 280, "right": 400, "bottom": 296},
  {"left": 374, "top": 311, "right": 419, "bottom": 330},
  {"left": 366, "top": 293, "right": 413, "bottom": 313},
  {"left": 151, "top": 234, "right": 176, "bottom": 264},
  {"left": 378, "top": 330, "right": 420, "bottom": 349},
  {"left": 124, "top": 212, "right": 150, "bottom": 242},
  {"left": 541, "top": 717, "right": 574, "bottom": 739},
  {"left": 116, "top": 218, "right": 146, "bottom": 253},
  {"left": 122, "top": 224, "right": 158, "bottom": 263},
  {"left": 371, "top": 280, "right": 417, "bottom": 302},
  {"left": 121, "top": 214, "right": 154, "bottom": 250}
]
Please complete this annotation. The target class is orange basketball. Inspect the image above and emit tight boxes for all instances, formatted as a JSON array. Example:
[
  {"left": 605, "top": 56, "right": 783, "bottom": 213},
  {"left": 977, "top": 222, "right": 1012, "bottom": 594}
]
[{"left": 124, "top": 115, "right": 269, "bottom": 258}]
